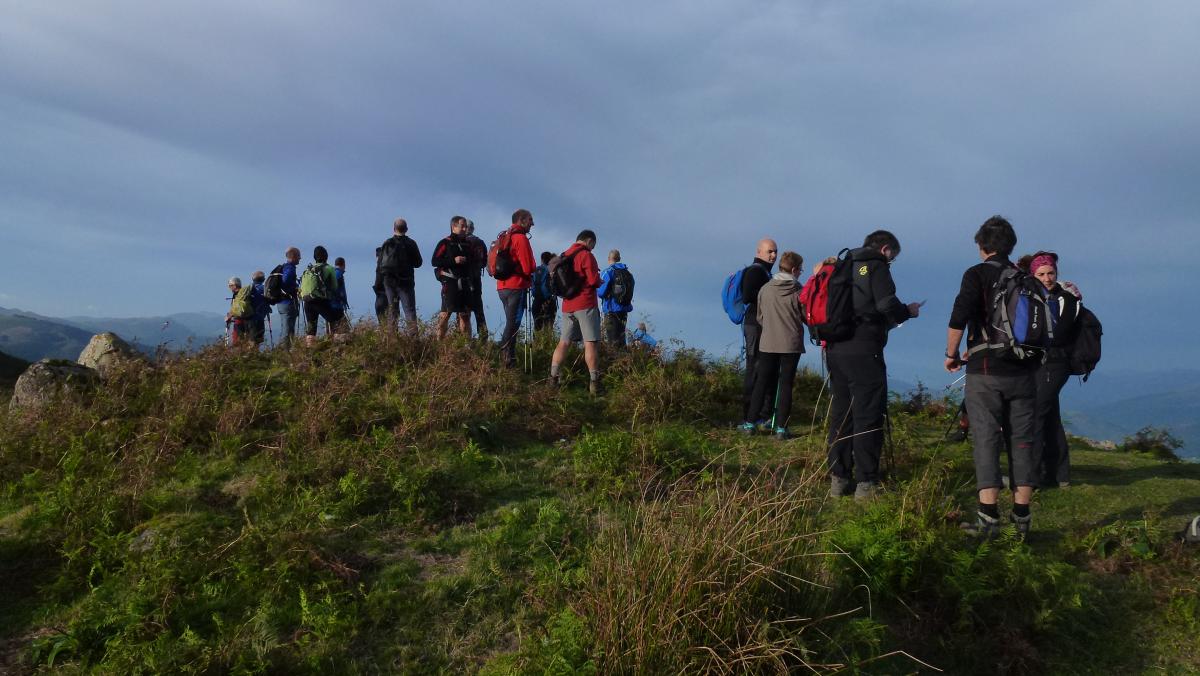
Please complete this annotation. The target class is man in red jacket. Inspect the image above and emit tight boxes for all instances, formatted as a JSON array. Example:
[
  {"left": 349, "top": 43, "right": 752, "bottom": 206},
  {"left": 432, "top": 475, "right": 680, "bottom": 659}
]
[
  {"left": 497, "top": 209, "right": 538, "bottom": 367},
  {"left": 550, "top": 229, "right": 603, "bottom": 394}
]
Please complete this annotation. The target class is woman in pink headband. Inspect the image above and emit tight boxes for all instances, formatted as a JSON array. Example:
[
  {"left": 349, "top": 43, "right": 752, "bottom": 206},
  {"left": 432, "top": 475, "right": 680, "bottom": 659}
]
[{"left": 1017, "top": 250, "right": 1082, "bottom": 488}]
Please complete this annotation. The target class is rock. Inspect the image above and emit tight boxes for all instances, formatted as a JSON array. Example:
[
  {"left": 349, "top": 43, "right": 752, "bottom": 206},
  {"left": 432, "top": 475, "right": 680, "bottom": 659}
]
[
  {"left": 77, "top": 332, "right": 145, "bottom": 378},
  {"left": 10, "top": 359, "right": 98, "bottom": 410}
]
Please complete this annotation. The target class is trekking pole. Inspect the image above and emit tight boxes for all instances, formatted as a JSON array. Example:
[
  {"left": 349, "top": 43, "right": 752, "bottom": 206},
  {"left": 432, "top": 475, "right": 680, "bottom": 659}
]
[
  {"left": 267, "top": 313, "right": 275, "bottom": 347},
  {"left": 224, "top": 319, "right": 231, "bottom": 347}
]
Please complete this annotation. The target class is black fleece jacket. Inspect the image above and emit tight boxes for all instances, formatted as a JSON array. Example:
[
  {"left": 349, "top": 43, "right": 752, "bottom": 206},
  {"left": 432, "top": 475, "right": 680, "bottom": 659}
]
[
  {"left": 740, "top": 258, "right": 774, "bottom": 328},
  {"left": 827, "top": 247, "right": 911, "bottom": 352}
]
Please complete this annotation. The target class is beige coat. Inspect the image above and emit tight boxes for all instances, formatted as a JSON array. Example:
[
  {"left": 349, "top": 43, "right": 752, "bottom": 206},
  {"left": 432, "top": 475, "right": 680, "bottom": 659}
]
[{"left": 756, "top": 274, "right": 806, "bottom": 354}]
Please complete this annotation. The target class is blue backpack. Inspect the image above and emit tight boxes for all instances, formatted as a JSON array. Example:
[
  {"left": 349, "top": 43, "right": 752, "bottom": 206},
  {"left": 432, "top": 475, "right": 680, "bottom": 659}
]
[{"left": 721, "top": 267, "right": 748, "bottom": 324}]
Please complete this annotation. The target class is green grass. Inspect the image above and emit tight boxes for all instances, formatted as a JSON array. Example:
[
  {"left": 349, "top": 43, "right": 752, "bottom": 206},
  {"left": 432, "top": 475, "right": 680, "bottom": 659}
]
[{"left": 0, "top": 327, "right": 1196, "bottom": 674}]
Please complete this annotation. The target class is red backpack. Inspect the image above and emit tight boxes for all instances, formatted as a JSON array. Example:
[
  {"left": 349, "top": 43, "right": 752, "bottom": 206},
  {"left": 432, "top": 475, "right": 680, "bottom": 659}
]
[
  {"left": 799, "top": 248, "right": 856, "bottom": 346},
  {"left": 487, "top": 229, "right": 516, "bottom": 280}
]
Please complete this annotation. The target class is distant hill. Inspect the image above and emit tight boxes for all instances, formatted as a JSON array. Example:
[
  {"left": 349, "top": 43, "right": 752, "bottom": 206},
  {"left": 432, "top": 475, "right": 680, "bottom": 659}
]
[
  {"left": 0, "top": 307, "right": 223, "bottom": 362},
  {"left": 1066, "top": 382, "right": 1200, "bottom": 460},
  {"left": 0, "top": 313, "right": 97, "bottom": 362}
]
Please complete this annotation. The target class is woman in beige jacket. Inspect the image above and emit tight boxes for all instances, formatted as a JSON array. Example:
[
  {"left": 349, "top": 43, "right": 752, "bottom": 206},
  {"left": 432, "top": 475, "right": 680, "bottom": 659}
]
[{"left": 740, "top": 251, "right": 806, "bottom": 439}]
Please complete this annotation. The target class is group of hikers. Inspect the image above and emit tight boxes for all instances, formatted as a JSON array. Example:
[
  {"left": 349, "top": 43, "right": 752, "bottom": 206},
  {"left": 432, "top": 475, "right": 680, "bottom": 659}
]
[
  {"left": 730, "top": 216, "right": 1102, "bottom": 539},
  {"left": 225, "top": 210, "right": 656, "bottom": 389}
]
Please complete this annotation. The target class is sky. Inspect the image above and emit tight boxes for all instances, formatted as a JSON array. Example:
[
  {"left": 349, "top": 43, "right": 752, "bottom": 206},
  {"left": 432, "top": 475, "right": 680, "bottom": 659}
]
[{"left": 2, "top": 1, "right": 1198, "bottom": 386}]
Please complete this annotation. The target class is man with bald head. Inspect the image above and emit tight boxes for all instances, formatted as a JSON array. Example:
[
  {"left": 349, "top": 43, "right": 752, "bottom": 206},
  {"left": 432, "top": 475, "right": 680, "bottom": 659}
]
[{"left": 740, "top": 238, "right": 778, "bottom": 423}]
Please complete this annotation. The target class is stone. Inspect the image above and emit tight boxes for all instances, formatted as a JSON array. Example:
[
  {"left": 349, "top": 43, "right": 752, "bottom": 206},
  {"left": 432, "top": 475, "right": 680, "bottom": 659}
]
[
  {"left": 10, "top": 359, "right": 98, "bottom": 410},
  {"left": 77, "top": 332, "right": 145, "bottom": 378}
]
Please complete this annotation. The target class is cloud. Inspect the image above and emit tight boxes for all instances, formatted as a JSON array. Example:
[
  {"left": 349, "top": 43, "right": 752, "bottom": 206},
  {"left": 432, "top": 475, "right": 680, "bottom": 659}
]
[{"left": 1, "top": 1, "right": 1196, "bottom": 373}]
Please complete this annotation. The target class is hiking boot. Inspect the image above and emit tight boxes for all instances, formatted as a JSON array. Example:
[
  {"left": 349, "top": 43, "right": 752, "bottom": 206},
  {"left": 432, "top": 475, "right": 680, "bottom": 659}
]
[
  {"left": 853, "top": 482, "right": 880, "bottom": 502},
  {"left": 738, "top": 422, "right": 756, "bottom": 436},
  {"left": 1010, "top": 511, "right": 1032, "bottom": 541},
  {"left": 829, "top": 476, "right": 852, "bottom": 498},
  {"left": 754, "top": 419, "right": 772, "bottom": 434},
  {"left": 549, "top": 375, "right": 561, "bottom": 389},
  {"left": 1058, "top": 481, "right": 1071, "bottom": 489},
  {"left": 961, "top": 511, "right": 1002, "bottom": 540},
  {"left": 773, "top": 427, "right": 790, "bottom": 441},
  {"left": 589, "top": 379, "right": 603, "bottom": 396}
]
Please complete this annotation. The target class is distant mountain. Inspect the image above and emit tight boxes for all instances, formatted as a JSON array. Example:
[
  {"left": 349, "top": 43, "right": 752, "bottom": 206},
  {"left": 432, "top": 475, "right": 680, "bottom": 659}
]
[
  {"left": 1066, "top": 382, "right": 1200, "bottom": 460},
  {"left": 0, "top": 307, "right": 224, "bottom": 362},
  {"left": 0, "top": 313, "right": 98, "bottom": 362}
]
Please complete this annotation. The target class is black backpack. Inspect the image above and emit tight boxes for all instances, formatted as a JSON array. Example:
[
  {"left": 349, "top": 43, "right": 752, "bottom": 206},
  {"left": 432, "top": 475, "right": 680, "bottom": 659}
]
[
  {"left": 604, "top": 267, "right": 635, "bottom": 305},
  {"left": 966, "top": 262, "right": 1055, "bottom": 363},
  {"left": 548, "top": 250, "right": 583, "bottom": 299},
  {"left": 378, "top": 236, "right": 409, "bottom": 275},
  {"left": 263, "top": 264, "right": 286, "bottom": 304},
  {"left": 1068, "top": 306, "right": 1102, "bottom": 381}
]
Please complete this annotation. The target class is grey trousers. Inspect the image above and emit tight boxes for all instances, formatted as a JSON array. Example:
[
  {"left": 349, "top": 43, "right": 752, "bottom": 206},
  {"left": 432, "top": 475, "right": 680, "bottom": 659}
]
[
  {"left": 498, "top": 289, "right": 525, "bottom": 366},
  {"left": 965, "top": 371, "right": 1037, "bottom": 491}
]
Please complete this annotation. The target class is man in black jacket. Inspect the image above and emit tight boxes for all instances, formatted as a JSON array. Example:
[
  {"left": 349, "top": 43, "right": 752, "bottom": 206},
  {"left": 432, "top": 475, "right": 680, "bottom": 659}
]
[
  {"left": 378, "top": 218, "right": 424, "bottom": 330},
  {"left": 431, "top": 216, "right": 477, "bottom": 339},
  {"left": 827, "top": 230, "right": 922, "bottom": 501},
  {"left": 946, "top": 216, "right": 1038, "bottom": 539},
  {"left": 740, "top": 238, "right": 777, "bottom": 423}
]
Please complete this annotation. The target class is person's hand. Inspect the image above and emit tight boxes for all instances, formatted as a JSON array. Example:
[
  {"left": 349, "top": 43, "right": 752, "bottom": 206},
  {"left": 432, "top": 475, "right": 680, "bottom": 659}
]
[
  {"left": 944, "top": 356, "right": 961, "bottom": 372},
  {"left": 907, "top": 301, "right": 924, "bottom": 318}
]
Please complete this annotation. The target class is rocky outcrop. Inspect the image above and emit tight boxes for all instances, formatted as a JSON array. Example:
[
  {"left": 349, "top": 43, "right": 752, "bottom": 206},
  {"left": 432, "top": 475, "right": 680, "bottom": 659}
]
[
  {"left": 10, "top": 359, "right": 98, "bottom": 410},
  {"left": 77, "top": 332, "right": 145, "bottom": 378}
]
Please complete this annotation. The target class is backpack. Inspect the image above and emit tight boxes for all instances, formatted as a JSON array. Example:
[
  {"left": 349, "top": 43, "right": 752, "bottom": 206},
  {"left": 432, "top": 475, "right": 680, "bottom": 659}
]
[
  {"left": 229, "top": 285, "right": 255, "bottom": 319},
  {"left": 799, "top": 249, "right": 856, "bottom": 345},
  {"left": 721, "top": 268, "right": 749, "bottom": 324},
  {"left": 299, "top": 263, "right": 331, "bottom": 301},
  {"left": 488, "top": 230, "right": 516, "bottom": 280},
  {"left": 378, "top": 236, "right": 409, "bottom": 275},
  {"left": 548, "top": 250, "right": 583, "bottom": 299},
  {"left": 604, "top": 267, "right": 635, "bottom": 306},
  {"left": 264, "top": 264, "right": 285, "bottom": 304},
  {"left": 967, "top": 262, "right": 1056, "bottom": 362},
  {"left": 1068, "top": 305, "right": 1102, "bottom": 380}
]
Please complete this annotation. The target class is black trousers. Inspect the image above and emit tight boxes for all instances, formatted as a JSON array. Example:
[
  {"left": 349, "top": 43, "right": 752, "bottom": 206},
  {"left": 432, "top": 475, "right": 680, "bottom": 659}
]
[
  {"left": 748, "top": 352, "right": 801, "bottom": 428},
  {"left": 741, "top": 323, "right": 769, "bottom": 421},
  {"left": 1034, "top": 360, "right": 1071, "bottom": 485},
  {"left": 603, "top": 312, "right": 628, "bottom": 348},
  {"left": 826, "top": 349, "right": 887, "bottom": 484}
]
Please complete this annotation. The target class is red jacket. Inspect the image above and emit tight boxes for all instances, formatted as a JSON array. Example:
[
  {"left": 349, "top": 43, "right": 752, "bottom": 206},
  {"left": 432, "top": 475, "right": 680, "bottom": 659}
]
[
  {"left": 496, "top": 224, "right": 537, "bottom": 291},
  {"left": 560, "top": 242, "right": 601, "bottom": 313}
]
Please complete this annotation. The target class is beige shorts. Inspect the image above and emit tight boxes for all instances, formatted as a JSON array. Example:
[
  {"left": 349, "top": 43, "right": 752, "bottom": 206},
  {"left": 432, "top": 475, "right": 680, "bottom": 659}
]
[{"left": 562, "top": 307, "right": 601, "bottom": 342}]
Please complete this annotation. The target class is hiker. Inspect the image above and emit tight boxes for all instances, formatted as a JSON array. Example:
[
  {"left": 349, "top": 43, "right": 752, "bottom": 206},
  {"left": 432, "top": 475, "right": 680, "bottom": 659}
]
[
  {"left": 372, "top": 247, "right": 388, "bottom": 324},
  {"left": 249, "top": 270, "right": 272, "bottom": 347},
  {"left": 225, "top": 277, "right": 254, "bottom": 346},
  {"left": 631, "top": 321, "right": 657, "bottom": 350},
  {"left": 431, "top": 216, "right": 477, "bottom": 339},
  {"left": 495, "top": 209, "right": 537, "bottom": 366},
  {"left": 827, "top": 230, "right": 922, "bottom": 501},
  {"left": 378, "top": 218, "right": 424, "bottom": 330},
  {"left": 277, "top": 247, "right": 302, "bottom": 345},
  {"left": 1018, "top": 251, "right": 1082, "bottom": 488},
  {"left": 464, "top": 220, "right": 490, "bottom": 339},
  {"left": 549, "top": 230, "right": 603, "bottom": 394},
  {"left": 598, "top": 249, "right": 634, "bottom": 348},
  {"left": 300, "top": 245, "right": 345, "bottom": 346},
  {"left": 946, "top": 216, "right": 1038, "bottom": 539},
  {"left": 742, "top": 251, "right": 806, "bottom": 440},
  {"left": 332, "top": 257, "right": 349, "bottom": 316},
  {"left": 531, "top": 251, "right": 557, "bottom": 332},
  {"left": 740, "top": 239, "right": 778, "bottom": 423}
]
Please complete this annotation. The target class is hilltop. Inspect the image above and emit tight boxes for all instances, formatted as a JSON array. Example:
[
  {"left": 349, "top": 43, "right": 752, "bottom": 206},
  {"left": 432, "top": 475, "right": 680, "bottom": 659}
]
[{"left": 0, "top": 329, "right": 1197, "bottom": 674}]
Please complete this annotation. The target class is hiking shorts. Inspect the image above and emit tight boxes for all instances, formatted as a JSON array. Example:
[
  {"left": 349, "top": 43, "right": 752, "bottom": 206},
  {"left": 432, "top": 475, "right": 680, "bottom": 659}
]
[
  {"left": 562, "top": 307, "right": 601, "bottom": 343},
  {"left": 440, "top": 279, "right": 472, "bottom": 314}
]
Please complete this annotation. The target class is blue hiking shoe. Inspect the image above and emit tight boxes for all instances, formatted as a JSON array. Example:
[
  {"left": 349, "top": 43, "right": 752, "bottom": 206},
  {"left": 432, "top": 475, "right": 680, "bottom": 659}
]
[
  {"left": 773, "top": 427, "right": 790, "bottom": 441},
  {"left": 738, "top": 422, "right": 756, "bottom": 435}
]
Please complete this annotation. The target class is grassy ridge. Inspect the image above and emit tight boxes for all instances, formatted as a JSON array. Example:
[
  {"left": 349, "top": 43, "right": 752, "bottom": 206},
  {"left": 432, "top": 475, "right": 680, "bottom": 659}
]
[{"left": 0, "top": 327, "right": 1197, "bottom": 674}]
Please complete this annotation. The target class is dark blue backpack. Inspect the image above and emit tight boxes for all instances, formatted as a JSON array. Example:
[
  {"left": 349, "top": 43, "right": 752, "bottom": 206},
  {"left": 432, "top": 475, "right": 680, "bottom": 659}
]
[{"left": 721, "top": 267, "right": 748, "bottom": 324}]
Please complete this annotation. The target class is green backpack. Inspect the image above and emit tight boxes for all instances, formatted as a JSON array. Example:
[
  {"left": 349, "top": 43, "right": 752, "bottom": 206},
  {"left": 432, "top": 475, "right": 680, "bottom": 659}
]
[
  {"left": 229, "top": 285, "right": 255, "bottom": 319},
  {"left": 300, "top": 263, "right": 331, "bottom": 301}
]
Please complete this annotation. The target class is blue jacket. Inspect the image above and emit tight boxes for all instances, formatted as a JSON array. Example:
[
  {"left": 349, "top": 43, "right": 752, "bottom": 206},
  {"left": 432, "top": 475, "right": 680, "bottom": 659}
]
[
  {"left": 251, "top": 282, "right": 272, "bottom": 320},
  {"left": 530, "top": 264, "right": 553, "bottom": 303},
  {"left": 631, "top": 327, "right": 657, "bottom": 348},
  {"left": 332, "top": 268, "right": 349, "bottom": 310},
  {"left": 279, "top": 262, "right": 299, "bottom": 307},
  {"left": 598, "top": 263, "right": 633, "bottom": 314}
]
